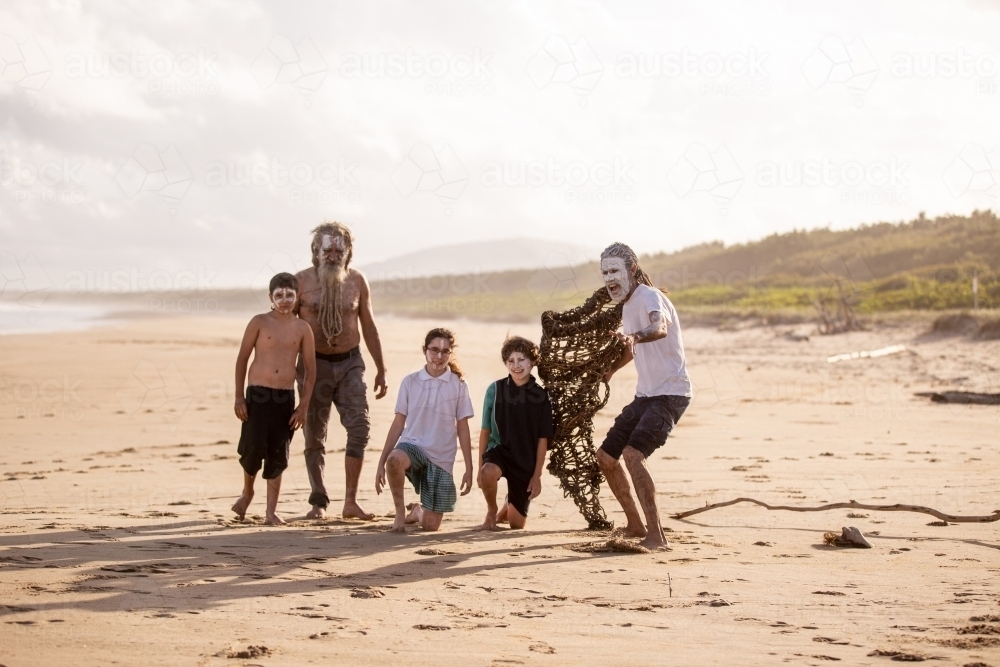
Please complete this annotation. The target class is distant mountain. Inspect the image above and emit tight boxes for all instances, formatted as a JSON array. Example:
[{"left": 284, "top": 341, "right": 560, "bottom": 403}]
[
  {"left": 358, "top": 237, "right": 600, "bottom": 278},
  {"left": 368, "top": 210, "right": 1000, "bottom": 320}
]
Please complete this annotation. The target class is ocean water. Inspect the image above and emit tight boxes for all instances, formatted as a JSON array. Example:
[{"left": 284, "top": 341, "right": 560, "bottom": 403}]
[{"left": 0, "top": 301, "right": 113, "bottom": 336}]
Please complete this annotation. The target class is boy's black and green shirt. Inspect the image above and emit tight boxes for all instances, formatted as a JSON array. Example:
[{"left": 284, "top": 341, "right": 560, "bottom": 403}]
[{"left": 481, "top": 375, "right": 554, "bottom": 478}]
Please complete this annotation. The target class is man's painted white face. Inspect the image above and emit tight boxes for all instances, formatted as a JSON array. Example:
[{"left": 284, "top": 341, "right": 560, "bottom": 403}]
[
  {"left": 601, "top": 257, "right": 632, "bottom": 302},
  {"left": 271, "top": 287, "right": 297, "bottom": 313},
  {"left": 320, "top": 234, "right": 346, "bottom": 266}
]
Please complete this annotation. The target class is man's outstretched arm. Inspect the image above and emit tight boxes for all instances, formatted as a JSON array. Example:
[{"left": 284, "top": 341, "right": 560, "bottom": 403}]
[{"left": 358, "top": 273, "right": 388, "bottom": 399}]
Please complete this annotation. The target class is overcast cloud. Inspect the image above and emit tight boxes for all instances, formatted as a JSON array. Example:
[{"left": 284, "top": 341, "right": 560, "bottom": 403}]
[{"left": 1, "top": 0, "right": 999, "bottom": 291}]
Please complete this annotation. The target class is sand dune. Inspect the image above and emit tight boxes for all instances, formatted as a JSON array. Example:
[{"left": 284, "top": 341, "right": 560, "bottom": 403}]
[{"left": 1, "top": 314, "right": 998, "bottom": 665}]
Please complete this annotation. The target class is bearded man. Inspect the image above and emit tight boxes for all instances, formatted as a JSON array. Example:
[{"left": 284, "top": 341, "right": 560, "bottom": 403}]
[
  {"left": 295, "top": 221, "right": 388, "bottom": 520},
  {"left": 598, "top": 242, "right": 692, "bottom": 549}
]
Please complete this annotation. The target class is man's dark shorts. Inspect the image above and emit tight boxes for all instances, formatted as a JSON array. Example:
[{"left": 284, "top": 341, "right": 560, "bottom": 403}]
[
  {"left": 599, "top": 395, "right": 690, "bottom": 460},
  {"left": 482, "top": 446, "right": 532, "bottom": 518},
  {"left": 237, "top": 385, "right": 295, "bottom": 479}
]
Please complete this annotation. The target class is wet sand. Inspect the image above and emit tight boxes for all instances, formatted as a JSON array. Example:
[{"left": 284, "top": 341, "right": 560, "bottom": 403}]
[{"left": 1, "top": 314, "right": 998, "bottom": 665}]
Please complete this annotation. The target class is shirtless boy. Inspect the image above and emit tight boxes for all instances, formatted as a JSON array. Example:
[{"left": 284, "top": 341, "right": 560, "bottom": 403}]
[
  {"left": 295, "top": 222, "right": 388, "bottom": 520},
  {"left": 232, "top": 273, "right": 316, "bottom": 524}
]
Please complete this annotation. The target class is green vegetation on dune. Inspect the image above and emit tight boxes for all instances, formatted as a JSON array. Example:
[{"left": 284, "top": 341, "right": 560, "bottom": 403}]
[{"left": 370, "top": 210, "right": 1000, "bottom": 321}]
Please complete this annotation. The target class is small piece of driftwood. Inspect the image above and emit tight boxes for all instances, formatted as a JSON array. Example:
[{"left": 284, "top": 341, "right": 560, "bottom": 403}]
[
  {"left": 672, "top": 498, "right": 1000, "bottom": 523},
  {"left": 824, "top": 526, "right": 872, "bottom": 548},
  {"left": 914, "top": 391, "right": 1000, "bottom": 405}
]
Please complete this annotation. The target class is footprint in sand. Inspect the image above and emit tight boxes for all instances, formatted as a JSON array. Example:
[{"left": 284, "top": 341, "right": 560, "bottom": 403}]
[
  {"left": 529, "top": 642, "right": 555, "bottom": 654},
  {"left": 350, "top": 587, "right": 384, "bottom": 599},
  {"left": 219, "top": 645, "right": 271, "bottom": 659}
]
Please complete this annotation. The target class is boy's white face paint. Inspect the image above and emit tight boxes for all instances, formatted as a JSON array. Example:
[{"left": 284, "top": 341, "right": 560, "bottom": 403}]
[
  {"left": 270, "top": 288, "right": 297, "bottom": 313},
  {"left": 505, "top": 351, "right": 533, "bottom": 383},
  {"left": 601, "top": 257, "right": 632, "bottom": 302}
]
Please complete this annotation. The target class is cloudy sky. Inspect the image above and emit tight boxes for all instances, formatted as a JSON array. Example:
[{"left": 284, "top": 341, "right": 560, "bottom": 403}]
[{"left": 1, "top": 0, "right": 999, "bottom": 291}]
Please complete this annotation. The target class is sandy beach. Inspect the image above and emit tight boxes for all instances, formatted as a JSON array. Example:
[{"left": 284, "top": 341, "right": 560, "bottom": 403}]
[{"left": 1, "top": 313, "right": 998, "bottom": 666}]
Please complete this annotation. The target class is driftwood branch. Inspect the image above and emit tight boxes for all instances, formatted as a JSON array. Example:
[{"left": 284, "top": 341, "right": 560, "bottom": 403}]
[{"left": 672, "top": 498, "right": 1000, "bottom": 523}]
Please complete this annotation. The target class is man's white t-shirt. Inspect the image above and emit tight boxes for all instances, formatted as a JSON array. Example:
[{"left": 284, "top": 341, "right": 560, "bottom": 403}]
[
  {"left": 622, "top": 284, "right": 693, "bottom": 398},
  {"left": 394, "top": 367, "right": 475, "bottom": 471}
]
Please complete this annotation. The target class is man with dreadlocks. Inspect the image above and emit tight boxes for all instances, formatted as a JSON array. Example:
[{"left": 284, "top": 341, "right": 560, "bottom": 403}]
[
  {"left": 295, "top": 221, "right": 388, "bottom": 520},
  {"left": 596, "top": 242, "right": 692, "bottom": 550}
]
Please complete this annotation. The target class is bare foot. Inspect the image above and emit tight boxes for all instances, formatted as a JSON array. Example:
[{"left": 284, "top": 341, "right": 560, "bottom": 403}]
[
  {"left": 342, "top": 500, "right": 375, "bottom": 521},
  {"left": 622, "top": 522, "right": 647, "bottom": 538},
  {"left": 264, "top": 512, "right": 286, "bottom": 525},
  {"left": 639, "top": 535, "right": 671, "bottom": 551},
  {"left": 404, "top": 503, "right": 423, "bottom": 525},
  {"left": 477, "top": 509, "right": 499, "bottom": 531},
  {"left": 231, "top": 492, "right": 253, "bottom": 521},
  {"left": 496, "top": 501, "right": 509, "bottom": 525},
  {"left": 389, "top": 515, "right": 407, "bottom": 533},
  {"left": 306, "top": 505, "right": 325, "bottom": 520}
]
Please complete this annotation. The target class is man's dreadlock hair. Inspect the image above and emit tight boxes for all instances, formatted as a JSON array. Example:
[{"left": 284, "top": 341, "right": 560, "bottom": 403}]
[{"left": 600, "top": 242, "right": 668, "bottom": 294}]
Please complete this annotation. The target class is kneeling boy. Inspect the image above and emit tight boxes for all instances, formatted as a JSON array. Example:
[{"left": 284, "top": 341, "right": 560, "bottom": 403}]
[{"left": 478, "top": 336, "right": 553, "bottom": 530}]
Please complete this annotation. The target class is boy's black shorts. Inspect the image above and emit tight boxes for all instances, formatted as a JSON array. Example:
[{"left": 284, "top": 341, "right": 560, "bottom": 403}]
[
  {"left": 237, "top": 385, "right": 295, "bottom": 479},
  {"left": 482, "top": 446, "right": 532, "bottom": 518},
  {"left": 599, "top": 395, "right": 689, "bottom": 460}
]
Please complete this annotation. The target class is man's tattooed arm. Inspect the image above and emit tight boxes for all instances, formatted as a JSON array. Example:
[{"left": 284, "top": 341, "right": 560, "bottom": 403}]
[
  {"left": 611, "top": 311, "right": 667, "bottom": 357},
  {"left": 630, "top": 310, "right": 667, "bottom": 345}
]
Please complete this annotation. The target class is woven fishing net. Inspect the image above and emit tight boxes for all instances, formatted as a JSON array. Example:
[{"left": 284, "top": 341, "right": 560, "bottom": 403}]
[{"left": 538, "top": 288, "right": 625, "bottom": 530}]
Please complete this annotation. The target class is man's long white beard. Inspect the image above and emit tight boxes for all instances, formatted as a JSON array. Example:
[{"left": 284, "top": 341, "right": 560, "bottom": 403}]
[{"left": 318, "top": 261, "right": 347, "bottom": 344}]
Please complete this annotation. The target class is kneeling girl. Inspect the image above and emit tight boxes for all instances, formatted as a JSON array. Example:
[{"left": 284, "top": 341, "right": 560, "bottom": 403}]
[{"left": 375, "top": 328, "right": 474, "bottom": 531}]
